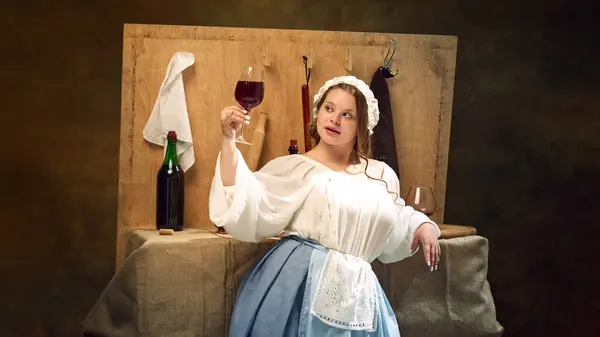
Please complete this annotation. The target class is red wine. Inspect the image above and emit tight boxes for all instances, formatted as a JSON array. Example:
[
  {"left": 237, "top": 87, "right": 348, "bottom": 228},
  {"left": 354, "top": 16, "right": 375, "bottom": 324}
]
[
  {"left": 419, "top": 210, "right": 434, "bottom": 216},
  {"left": 156, "top": 131, "right": 184, "bottom": 231},
  {"left": 235, "top": 81, "right": 264, "bottom": 110}
]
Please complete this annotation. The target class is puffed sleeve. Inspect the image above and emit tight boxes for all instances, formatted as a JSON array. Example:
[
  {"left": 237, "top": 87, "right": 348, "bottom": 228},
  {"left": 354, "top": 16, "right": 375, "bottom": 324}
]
[
  {"left": 377, "top": 163, "right": 441, "bottom": 264},
  {"left": 208, "top": 149, "right": 316, "bottom": 242}
]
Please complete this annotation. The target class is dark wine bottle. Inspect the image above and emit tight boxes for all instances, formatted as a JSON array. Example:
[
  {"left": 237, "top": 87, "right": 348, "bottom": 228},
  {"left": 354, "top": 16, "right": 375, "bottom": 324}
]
[
  {"left": 288, "top": 139, "right": 299, "bottom": 155},
  {"left": 156, "top": 131, "right": 184, "bottom": 231}
]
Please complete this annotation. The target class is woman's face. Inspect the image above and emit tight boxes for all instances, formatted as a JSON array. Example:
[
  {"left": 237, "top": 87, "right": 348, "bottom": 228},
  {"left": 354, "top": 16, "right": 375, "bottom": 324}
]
[{"left": 316, "top": 88, "right": 359, "bottom": 148}]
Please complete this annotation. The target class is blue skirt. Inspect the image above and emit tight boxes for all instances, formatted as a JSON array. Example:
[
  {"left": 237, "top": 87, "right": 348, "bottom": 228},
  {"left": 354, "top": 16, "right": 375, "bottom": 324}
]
[{"left": 229, "top": 235, "right": 401, "bottom": 337}]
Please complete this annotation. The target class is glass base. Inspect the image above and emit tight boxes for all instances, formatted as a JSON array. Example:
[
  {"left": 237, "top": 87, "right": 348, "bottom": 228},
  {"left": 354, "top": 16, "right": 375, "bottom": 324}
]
[
  {"left": 215, "top": 226, "right": 228, "bottom": 234},
  {"left": 235, "top": 136, "right": 252, "bottom": 145}
]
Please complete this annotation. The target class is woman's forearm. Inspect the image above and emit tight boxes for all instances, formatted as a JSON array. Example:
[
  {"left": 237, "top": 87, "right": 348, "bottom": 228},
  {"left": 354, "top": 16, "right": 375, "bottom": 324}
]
[{"left": 220, "top": 137, "right": 238, "bottom": 186}]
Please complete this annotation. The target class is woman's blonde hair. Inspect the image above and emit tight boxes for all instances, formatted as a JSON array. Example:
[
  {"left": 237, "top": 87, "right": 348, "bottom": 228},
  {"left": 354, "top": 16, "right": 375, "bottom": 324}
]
[{"left": 307, "top": 83, "right": 399, "bottom": 201}]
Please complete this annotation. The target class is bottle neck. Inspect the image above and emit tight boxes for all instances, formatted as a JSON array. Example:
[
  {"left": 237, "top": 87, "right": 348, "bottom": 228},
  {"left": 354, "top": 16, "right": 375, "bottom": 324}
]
[{"left": 163, "top": 139, "right": 179, "bottom": 166}]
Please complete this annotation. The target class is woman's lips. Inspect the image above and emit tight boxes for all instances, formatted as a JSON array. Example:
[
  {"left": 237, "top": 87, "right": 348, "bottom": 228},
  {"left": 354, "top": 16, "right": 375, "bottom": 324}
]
[{"left": 325, "top": 127, "right": 340, "bottom": 135}]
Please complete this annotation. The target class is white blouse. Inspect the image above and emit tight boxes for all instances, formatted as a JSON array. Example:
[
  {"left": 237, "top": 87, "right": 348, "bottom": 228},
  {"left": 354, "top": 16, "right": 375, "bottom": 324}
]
[{"left": 208, "top": 149, "right": 440, "bottom": 330}]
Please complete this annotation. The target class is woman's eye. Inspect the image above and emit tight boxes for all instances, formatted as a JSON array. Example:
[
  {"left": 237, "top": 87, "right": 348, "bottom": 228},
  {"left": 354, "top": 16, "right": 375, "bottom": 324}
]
[
  {"left": 325, "top": 106, "right": 333, "bottom": 112},
  {"left": 343, "top": 112, "right": 353, "bottom": 119}
]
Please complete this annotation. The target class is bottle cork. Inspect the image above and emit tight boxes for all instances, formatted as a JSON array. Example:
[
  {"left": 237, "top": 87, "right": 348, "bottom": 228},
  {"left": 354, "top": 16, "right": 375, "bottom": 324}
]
[{"left": 158, "top": 228, "right": 174, "bottom": 235}]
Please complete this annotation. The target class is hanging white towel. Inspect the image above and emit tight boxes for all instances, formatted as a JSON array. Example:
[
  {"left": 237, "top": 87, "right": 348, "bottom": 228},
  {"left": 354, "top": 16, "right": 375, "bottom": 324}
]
[{"left": 143, "top": 52, "right": 196, "bottom": 172}]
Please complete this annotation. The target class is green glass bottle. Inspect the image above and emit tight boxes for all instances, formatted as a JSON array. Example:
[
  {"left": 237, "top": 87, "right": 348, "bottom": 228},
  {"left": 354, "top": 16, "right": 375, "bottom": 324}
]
[{"left": 156, "top": 131, "right": 184, "bottom": 231}]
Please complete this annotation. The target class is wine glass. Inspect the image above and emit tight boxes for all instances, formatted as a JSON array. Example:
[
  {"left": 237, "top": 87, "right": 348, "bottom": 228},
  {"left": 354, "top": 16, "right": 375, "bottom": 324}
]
[
  {"left": 234, "top": 65, "right": 264, "bottom": 145},
  {"left": 405, "top": 186, "right": 436, "bottom": 216}
]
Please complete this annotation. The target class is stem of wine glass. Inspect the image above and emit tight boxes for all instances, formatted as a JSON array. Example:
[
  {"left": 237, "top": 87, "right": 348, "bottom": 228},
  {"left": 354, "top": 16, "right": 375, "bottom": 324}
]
[
  {"left": 238, "top": 123, "right": 245, "bottom": 140},
  {"left": 235, "top": 108, "right": 251, "bottom": 144}
]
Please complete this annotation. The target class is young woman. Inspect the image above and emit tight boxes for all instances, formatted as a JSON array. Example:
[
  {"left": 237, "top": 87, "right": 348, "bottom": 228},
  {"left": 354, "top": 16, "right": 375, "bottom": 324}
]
[{"left": 209, "top": 76, "right": 441, "bottom": 336}]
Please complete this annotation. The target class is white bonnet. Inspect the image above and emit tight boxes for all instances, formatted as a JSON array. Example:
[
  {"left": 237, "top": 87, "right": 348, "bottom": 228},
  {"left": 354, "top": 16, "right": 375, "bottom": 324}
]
[{"left": 312, "top": 76, "right": 380, "bottom": 135}]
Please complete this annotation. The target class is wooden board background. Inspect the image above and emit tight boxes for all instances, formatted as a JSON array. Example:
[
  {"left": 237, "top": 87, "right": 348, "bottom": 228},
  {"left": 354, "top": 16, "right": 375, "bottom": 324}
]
[{"left": 117, "top": 24, "right": 457, "bottom": 268}]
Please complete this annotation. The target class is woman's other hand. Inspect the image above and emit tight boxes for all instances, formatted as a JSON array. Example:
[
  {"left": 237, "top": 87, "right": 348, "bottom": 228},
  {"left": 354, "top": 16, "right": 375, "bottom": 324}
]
[{"left": 411, "top": 222, "right": 440, "bottom": 271}]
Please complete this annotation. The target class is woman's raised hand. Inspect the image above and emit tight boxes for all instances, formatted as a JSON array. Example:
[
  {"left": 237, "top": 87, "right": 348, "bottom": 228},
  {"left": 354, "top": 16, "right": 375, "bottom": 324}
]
[{"left": 220, "top": 105, "right": 250, "bottom": 140}]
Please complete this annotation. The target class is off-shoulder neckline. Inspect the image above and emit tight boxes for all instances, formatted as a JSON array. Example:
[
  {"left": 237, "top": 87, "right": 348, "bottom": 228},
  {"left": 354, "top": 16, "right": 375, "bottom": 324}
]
[{"left": 290, "top": 154, "right": 386, "bottom": 179}]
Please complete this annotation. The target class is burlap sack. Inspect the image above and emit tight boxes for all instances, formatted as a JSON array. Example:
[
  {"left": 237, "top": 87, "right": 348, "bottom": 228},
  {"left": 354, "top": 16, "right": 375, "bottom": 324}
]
[{"left": 82, "top": 230, "right": 503, "bottom": 337}]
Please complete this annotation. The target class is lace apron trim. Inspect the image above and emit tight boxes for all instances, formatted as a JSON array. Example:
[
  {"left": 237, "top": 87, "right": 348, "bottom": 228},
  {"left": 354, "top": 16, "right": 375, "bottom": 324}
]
[{"left": 310, "top": 250, "right": 379, "bottom": 331}]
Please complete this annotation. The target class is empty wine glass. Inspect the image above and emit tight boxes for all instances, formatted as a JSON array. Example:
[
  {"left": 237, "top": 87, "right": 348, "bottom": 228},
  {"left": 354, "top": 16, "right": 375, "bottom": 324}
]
[
  {"left": 234, "top": 65, "right": 264, "bottom": 145},
  {"left": 405, "top": 186, "right": 436, "bottom": 216}
]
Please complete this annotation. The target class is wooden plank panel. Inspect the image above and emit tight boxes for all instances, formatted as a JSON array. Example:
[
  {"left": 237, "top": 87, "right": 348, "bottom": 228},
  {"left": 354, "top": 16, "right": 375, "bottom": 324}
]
[{"left": 116, "top": 24, "right": 457, "bottom": 268}]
